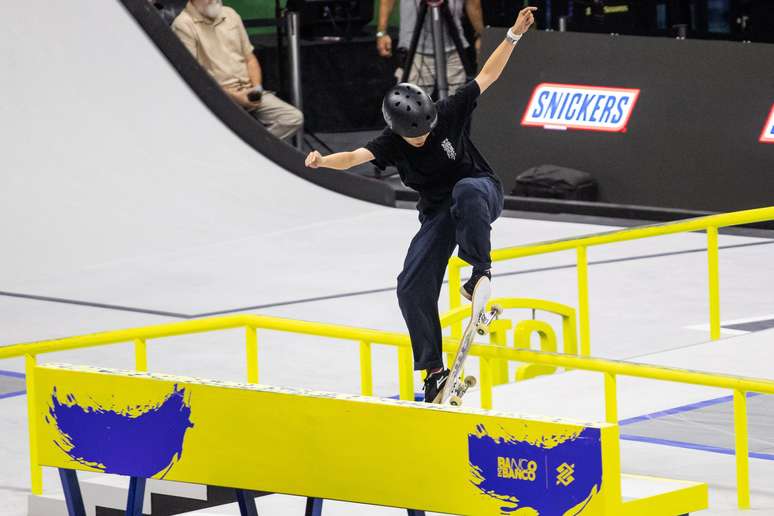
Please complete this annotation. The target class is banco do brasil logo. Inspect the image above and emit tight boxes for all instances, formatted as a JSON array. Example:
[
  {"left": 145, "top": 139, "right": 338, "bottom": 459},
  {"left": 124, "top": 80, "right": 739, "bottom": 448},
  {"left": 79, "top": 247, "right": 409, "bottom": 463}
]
[
  {"left": 497, "top": 457, "right": 538, "bottom": 481},
  {"left": 556, "top": 462, "right": 575, "bottom": 486}
]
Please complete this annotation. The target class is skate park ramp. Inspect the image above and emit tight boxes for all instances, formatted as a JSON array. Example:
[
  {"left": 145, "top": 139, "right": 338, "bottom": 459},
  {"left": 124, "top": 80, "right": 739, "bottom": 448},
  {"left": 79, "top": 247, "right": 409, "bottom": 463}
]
[
  {"left": 0, "top": 0, "right": 653, "bottom": 347},
  {"left": 2, "top": 1, "right": 774, "bottom": 515}
]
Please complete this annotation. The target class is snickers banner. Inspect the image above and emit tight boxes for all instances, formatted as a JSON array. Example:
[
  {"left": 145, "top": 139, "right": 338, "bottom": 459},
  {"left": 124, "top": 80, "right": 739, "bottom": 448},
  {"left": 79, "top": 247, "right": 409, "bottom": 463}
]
[
  {"left": 522, "top": 83, "right": 640, "bottom": 133},
  {"left": 760, "top": 105, "right": 774, "bottom": 144}
]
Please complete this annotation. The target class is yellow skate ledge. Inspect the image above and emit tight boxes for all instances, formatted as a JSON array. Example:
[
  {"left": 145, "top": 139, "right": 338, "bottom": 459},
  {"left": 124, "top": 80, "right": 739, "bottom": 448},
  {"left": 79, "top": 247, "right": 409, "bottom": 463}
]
[
  {"left": 621, "top": 474, "right": 708, "bottom": 515},
  {"left": 29, "top": 364, "right": 707, "bottom": 515}
]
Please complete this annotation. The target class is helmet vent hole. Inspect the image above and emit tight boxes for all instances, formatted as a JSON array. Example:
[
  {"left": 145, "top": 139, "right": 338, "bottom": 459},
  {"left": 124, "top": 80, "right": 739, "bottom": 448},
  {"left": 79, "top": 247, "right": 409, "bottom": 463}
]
[
  {"left": 426, "top": 116, "right": 431, "bottom": 120},
  {"left": 406, "top": 106, "right": 411, "bottom": 111},
  {"left": 417, "top": 101, "right": 422, "bottom": 106},
  {"left": 395, "top": 102, "right": 400, "bottom": 107}
]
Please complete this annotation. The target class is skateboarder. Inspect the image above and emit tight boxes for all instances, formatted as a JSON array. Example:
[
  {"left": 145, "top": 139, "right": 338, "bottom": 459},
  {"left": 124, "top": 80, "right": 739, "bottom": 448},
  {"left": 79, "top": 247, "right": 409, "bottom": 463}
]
[{"left": 305, "top": 6, "right": 536, "bottom": 402}]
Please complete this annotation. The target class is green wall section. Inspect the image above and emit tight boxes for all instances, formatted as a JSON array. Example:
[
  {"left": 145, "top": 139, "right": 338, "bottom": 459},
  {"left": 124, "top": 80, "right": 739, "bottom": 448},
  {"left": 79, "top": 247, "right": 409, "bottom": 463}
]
[
  {"left": 224, "top": 0, "right": 275, "bottom": 22},
  {"left": 223, "top": 0, "right": 398, "bottom": 34}
]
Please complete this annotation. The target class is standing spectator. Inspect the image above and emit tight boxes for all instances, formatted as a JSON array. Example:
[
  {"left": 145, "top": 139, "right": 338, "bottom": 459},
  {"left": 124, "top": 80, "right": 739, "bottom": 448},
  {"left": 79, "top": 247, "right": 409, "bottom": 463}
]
[
  {"left": 173, "top": 0, "right": 303, "bottom": 141},
  {"left": 375, "top": 0, "right": 485, "bottom": 96}
]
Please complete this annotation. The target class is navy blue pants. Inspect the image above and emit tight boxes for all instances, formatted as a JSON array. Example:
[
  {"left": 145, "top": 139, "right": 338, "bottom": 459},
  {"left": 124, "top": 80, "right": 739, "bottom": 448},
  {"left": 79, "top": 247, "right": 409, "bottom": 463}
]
[{"left": 397, "top": 176, "right": 504, "bottom": 371}]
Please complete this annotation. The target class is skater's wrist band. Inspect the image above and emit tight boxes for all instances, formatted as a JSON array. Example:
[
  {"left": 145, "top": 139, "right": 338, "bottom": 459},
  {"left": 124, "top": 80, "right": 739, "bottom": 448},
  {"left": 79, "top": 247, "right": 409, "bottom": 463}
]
[{"left": 506, "top": 28, "right": 522, "bottom": 45}]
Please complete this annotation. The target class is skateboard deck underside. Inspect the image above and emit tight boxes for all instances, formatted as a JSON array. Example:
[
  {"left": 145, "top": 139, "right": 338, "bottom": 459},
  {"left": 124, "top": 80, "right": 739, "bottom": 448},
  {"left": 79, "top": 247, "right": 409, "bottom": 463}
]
[{"left": 435, "top": 277, "right": 491, "bottom": 404}]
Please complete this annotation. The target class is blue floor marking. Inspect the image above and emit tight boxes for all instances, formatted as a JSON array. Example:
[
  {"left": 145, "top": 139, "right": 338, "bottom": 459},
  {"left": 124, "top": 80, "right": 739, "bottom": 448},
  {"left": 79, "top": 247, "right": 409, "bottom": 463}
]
[
  {"left": 0, "top": 390, "right": 26, "bottom": 400},
  {"left": 0, "top": 369, "right": 25, "bottom": 379},
  {"left": 619, "top": 392, "right": 760, "bottom": 426},
  {"left": 619, "top": 392, "right": 772, "bottom": 460},
  {"left": 0, "top": 370, "right": 26, "bottom": 400},
  {"left": 620, "top": 434, "right": 774, "bottom": 461}
]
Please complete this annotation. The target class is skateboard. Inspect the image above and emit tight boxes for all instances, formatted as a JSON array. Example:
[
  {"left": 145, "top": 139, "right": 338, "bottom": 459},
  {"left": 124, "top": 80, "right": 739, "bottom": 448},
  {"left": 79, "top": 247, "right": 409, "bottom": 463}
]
[{"left": 434, "top": 276, "right": 502, "bottom": 406}]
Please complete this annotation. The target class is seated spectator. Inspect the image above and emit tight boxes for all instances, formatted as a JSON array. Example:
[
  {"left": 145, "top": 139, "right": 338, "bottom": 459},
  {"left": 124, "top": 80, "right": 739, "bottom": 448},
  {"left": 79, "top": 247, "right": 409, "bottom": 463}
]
[{"left": 172, "top": 0, "right": 303, "bottom": 141}]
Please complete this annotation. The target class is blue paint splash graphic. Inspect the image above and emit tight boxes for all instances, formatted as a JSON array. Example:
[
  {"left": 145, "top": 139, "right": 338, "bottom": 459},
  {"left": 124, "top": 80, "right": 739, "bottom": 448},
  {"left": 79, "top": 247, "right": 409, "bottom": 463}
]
[
  {"left": 47, "top": 385, "right": 194, "bottom": 478},
  {"left": 469, "top": 424, "right": 602, "bottom": 515}
]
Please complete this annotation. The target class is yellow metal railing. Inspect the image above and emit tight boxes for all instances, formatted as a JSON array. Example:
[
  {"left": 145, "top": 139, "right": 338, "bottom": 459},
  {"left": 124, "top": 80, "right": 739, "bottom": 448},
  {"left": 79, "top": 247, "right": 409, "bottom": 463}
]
[
  {"left": 2, "top": 312, "right": 770, "bottom": 508},
  {"left": 440, "top": 296, "right": 578, "bottom": 388},
  {"left": 446, "top": 206, "right": 774, "bottom": 352}
]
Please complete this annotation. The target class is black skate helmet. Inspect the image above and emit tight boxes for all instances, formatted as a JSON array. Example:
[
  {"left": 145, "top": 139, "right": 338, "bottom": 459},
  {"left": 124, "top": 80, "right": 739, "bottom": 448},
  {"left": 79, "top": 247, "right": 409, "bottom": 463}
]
[{"left": 382, "top": 83, "right": 437, "bottom": 138}]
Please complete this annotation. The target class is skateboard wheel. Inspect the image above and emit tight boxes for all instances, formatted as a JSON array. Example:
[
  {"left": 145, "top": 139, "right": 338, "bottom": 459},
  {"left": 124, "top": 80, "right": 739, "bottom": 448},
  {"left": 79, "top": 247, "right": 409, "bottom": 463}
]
[
  {"left": 464, "top": 375, "right": 477, "bottom": 388},
  {"left": 491, "top": 304, "right": 503, "bottom": 317},
  {"left": 449, "top": 395, "right": 463, "bottom": 406},
  {"left": 476, "top": 323, "right": 490, "bottom": 336}
]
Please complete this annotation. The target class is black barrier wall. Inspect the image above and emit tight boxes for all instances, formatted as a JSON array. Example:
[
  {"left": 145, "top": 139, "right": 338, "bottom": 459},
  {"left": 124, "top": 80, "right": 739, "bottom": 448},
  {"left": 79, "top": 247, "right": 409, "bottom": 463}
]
[{"left": 474, "top": 30, "right": 774, "bottom": 213}]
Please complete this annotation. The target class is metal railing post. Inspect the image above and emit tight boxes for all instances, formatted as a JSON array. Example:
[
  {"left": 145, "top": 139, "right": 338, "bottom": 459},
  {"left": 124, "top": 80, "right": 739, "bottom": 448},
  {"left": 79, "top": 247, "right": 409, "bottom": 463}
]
[
  {"left": 246, "top": 326, "right": 258, "bottom": 384},
  {"left": 577, "top": 246, "right": 591, "bottom": 356},
  {"left": 26, "top": 354, "right": 42, "bottom": 495},
  {"left": 134, "top": 338, "right": 147, "bottom": 372},
  {"left": 448, "top": 263, "right": 462, "bottom": 339},
  {"left": 480, "top": 357, "right": 493, "bottom": 409},
  {"left": 707, "top": 226, "right": 721, "bottom": 340},
  {"left": 489, "top": 319, "right": 512, "bottom": 385},
  {"left": 734, "top": 390, "right": 751, "bottom": 509},
  {"left": 604, "top": 373, "right": 617, "bottom": 424},
  {"left": 359, "top": 341, "right": 373, "bottom": 396},
  {"left": 398, "top": 346, "right": 414, "bottom": 401}
]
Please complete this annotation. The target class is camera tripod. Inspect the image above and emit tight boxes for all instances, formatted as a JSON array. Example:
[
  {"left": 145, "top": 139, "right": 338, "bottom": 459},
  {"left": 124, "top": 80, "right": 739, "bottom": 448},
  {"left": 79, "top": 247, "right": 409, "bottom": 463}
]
[{"left": 400, "top": 0, "right": 474, "bottom": 100}]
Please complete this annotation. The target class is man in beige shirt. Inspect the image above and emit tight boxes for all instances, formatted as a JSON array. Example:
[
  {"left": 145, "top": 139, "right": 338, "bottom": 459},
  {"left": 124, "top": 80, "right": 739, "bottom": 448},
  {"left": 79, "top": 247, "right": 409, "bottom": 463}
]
[{"left": 173, "top": 0, "right": 303, "bottom": 141}]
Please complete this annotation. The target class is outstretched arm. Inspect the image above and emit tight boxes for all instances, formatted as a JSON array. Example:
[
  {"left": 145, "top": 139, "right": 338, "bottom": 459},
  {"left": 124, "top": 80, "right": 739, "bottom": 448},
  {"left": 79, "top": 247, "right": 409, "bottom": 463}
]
[
  {"left": 474, "top": 6, "right": 536, "bottom": 94},
  {"left": 305, "top": 148, "right": 375, "bottom": 171}
]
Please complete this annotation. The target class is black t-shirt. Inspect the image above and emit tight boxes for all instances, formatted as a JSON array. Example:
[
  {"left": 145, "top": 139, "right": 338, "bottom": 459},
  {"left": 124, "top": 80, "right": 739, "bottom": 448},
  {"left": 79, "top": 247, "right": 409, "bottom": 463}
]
[{"left": 365, "top": 80, "right": 501, "bottom": 214}]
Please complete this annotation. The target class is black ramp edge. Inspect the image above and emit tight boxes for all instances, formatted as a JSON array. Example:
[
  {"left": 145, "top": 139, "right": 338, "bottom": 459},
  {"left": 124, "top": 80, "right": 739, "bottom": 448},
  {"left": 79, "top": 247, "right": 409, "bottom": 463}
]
[
  {"left": 119, "top": 0, "right": 395, "bottom": 207},
  {"left": 397, "top": 187, "right": 774, "bottom": 229},
  {"left": 396, "top": 188, "right": 713, "bottom": 222}
]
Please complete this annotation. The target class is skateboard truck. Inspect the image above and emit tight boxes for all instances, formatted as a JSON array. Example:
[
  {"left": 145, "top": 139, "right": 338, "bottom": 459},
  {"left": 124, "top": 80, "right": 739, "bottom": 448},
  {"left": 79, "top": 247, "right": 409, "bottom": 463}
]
[
  {"left": 476, "top": 304, "right": 503, "bottom": 336},
  {"left": 448, "top": 375, "right": 477, "bottom": 406}
]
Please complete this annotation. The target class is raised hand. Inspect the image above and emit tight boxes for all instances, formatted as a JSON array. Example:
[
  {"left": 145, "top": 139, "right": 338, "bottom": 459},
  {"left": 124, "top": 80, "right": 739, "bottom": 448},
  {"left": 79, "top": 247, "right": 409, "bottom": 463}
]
[{"left": 512, "top": 6, "right": 537, "bottom": 35}]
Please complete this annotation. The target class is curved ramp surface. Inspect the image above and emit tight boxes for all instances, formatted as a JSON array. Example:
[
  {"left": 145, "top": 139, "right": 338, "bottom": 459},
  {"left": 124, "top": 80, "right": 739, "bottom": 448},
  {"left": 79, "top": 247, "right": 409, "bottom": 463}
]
[
  {"left": 0, "top": 0, "right": 620, "bottom": 332},
  {"left": 0, "top": 0, "right": 405, "bottom": 314},
  {"left": 1, "top": 1, "right": 384, "bottom": 278},
  {"left": 0, "top": 0, "right": 771, "bottom": 357}
]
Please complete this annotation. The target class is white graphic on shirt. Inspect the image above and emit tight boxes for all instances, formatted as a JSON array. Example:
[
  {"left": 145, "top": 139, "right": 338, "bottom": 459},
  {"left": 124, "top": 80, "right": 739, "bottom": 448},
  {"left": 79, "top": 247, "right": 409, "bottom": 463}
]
[{"left": 441, "top": 138, "right": 456, "bottom": 160}]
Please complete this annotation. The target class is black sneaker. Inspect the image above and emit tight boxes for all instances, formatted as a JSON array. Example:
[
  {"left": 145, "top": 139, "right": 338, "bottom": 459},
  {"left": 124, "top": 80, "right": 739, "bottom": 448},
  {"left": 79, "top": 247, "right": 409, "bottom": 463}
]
[
  {"left": 423, "top": 368, "right": 450, "bottom": 403},
  {"left": 461, "top": 269, "right": 491, "bottom": 301}
]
